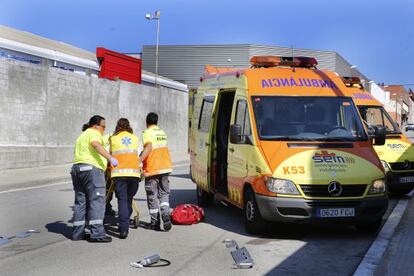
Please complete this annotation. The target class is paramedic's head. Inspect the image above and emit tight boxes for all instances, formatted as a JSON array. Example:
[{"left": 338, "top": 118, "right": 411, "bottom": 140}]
[{"left": 146, "top": 112, "right": 158, "bottom": 127}]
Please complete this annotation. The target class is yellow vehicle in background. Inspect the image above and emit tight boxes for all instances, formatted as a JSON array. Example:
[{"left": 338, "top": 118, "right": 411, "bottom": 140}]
[
  {"left": 342, "top": 77, "right": 414, "bottom": 195},
  {"left": 189, "top": 56, "right": 388, "bottom": 234}
]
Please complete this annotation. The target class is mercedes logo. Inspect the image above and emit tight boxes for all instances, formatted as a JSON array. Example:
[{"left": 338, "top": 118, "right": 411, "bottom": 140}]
[
  {"left": 328, "top": 181, "right": 342, "bottom": 197},
  {"left": 403, "top": 160, "right": 411, "bottom": 170}
]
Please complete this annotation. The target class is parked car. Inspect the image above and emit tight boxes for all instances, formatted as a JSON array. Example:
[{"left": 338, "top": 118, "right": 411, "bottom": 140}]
[{"left": 406, "top": 124, "right": 414, "bottom": 132}]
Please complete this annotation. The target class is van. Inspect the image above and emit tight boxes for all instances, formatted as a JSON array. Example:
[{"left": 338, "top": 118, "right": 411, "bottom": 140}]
[
  {"left": 341, "top": 77, "right": 414, "bottom": 195},
  {"left": 189, "top": 56, "right": 388, "bottom": 234}
]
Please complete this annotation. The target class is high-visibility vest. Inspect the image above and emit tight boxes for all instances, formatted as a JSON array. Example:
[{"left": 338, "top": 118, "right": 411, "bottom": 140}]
[
  {"left": 110, "top": 131, "right": 141, "bottom": 178},
  {"left": 142, "top": 126, "right": 172, "bottom": 177}
]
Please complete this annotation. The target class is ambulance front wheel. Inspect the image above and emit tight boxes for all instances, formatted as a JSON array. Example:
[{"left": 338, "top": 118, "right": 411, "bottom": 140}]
[
  {"left": 196, "top": 186, "right": 214, "bottom": 207},
  {"left": 243, "top": 188, "right": 267, "bottom": 234}
]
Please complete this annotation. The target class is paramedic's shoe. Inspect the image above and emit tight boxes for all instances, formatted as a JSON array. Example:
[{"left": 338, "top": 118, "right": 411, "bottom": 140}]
[
  {"left": 72, "top": 233, "right": 90, "bottom": 241},
  {"left": 148, "top": 223, "right": 162, "bottom": 231},
  {"left": 88, "top": 235, "right": 112, "bottom": 243},
  {"left": 119, "top": 231, "right": 128, "bottom": 239},
  {"left": 162, "top": 212, "right": 172, "bottom": 231}
]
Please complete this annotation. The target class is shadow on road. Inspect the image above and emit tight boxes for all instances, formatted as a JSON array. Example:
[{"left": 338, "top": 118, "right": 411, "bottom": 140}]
[{"left": 45, "top": 221, "right": 72, "bottom": 239}]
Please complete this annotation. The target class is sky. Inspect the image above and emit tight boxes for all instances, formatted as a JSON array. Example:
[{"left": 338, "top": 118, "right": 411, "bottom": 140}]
[{"left": 1, "top": 0, "right": 413, "bottom": 87}]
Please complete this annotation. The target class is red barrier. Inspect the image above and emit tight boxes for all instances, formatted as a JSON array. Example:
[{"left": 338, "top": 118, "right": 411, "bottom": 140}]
[{"left": 96, "top": 47, "right": 141, "bottom": 84}]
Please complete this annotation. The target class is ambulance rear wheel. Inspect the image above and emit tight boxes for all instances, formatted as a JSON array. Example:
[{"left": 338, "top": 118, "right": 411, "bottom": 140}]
[
  {"left": 243, "top": 188, "right": 267, "bottom": 234},
  {"left": 196, "top": 186, "right": 214, "bottom": 207}
]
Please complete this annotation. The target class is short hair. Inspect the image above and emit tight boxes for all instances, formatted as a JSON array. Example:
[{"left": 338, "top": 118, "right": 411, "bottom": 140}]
[{"left": 146, "top": 112, "right": 158, "bottom": 125}]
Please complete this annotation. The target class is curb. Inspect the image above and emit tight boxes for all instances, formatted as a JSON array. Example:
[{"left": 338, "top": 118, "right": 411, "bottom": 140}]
[{"left": 353, "top": 191, "right": 414, "bottom": 276}]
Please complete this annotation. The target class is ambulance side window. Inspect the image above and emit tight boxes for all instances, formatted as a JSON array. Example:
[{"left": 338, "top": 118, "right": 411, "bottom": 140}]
[
  {"left": 199, "top": 98, "right": 214, "bottom": 132},
  {"left": 235, "top": 100, "right": 252, "bottom": 138}
]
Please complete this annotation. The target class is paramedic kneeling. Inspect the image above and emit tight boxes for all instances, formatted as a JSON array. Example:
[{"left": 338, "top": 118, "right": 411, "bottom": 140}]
[{"left": 71, "top": 115, "right": 118, "bottom": 242}]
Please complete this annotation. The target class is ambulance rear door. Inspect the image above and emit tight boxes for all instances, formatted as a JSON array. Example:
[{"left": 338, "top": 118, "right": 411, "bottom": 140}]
[{"left": 194, "top": 95, "right": 216, "bottom": 192}]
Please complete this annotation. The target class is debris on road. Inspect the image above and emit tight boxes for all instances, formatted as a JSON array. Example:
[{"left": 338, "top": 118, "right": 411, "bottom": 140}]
[
  {"left": 0, "top": 229, "right": 39, "bottom": 246},
  {"left": 130, "top": 253, "right": 171, "bottom": 268},
  {"left": 223, "top": 239, "right": 254, "bottom": 269}
]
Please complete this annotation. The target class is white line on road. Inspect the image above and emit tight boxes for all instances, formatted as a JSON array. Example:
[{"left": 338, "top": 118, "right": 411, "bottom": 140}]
[
  {"left": 0, "top": 162, "right": 190, "bottom": 194},
  {"left": 353, "top": 190, "right": 414, "bottom": 276},
  {"left": 0, "top": 181, "right": 72, "bottom": 195}
]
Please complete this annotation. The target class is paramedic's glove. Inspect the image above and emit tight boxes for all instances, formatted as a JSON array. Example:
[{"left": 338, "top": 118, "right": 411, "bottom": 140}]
[{"left": 109, "top": 157, "right": 118, "bottom": 167}]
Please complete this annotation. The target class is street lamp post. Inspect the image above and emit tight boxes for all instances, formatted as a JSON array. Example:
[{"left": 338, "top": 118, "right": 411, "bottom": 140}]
[{"left": 145, "top": 10, "right": 161, "bottom": 87}]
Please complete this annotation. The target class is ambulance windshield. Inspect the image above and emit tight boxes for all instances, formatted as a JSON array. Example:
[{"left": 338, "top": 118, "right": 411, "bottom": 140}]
[
  {"left": 358, "top": 106, "right": 401, "bottom": 134},
  {"left": 252, "top": 96, "right": 368, "bottom": 141}
]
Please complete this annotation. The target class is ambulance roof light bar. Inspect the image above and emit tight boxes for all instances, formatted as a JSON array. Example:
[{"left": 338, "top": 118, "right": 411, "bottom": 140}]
[
  {"left": 342, "top": 76, "right": 364, "bottom": 88},
  {"left": 250, "top": 55, "right": 318, "bottom": 69}
]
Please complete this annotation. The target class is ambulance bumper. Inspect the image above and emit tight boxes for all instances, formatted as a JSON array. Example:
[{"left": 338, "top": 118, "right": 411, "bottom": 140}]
[
  {"left": 255, "top": 194, "right": 388, "bottom": 223},
  {"left": 386, "top": 171, "right": 414, "bottom": 191}
]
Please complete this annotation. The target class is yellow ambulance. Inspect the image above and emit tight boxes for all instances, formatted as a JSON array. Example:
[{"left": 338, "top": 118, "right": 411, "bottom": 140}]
[
  {"left": 189, "top": 56, "right": 389, "bottom": 234},
  {"left": 341, "top": 77, "right": 414, "bottom": 195}
]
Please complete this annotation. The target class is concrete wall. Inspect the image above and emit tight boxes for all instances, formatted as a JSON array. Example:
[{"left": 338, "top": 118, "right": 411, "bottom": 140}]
[
  {"left": 370, "top": 83, "right": 389, "bottom": 105},
  {"left": 0, "top": 57, "right": 188, "bottom": 170}
]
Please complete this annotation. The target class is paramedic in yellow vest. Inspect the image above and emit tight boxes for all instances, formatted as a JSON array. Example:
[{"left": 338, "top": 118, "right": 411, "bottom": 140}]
[
  {"left": 110, "top": 118, "right": 141, "bottom": 239},
  {"left": 141, "top": 112, "right": 173, "bottom": 231},
  {"left": 71, "top": 115, "right": 118, "bottom": 242}
]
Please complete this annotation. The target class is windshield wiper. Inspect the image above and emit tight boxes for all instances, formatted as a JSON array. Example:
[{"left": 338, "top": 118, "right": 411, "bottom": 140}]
[
  {"left": 313, "top": 137, "right": 356, "bottom": 141},
  {"left": 260, "top": 136, "right": 316, "bottom": 141},
  {"left": 260, "top": 136, "right": 297, "bottom": 140}
]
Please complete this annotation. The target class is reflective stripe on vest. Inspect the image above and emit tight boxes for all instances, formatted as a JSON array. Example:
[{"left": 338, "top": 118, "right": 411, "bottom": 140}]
[
  {"left": 110, "top": 131, "right": 141, "bottom": 178},
  {"left": 112, "top": 149, "right": 139, "bottom": 155},
  {"left": 142, "top": 126, "right": 172, "bottom": 176}
]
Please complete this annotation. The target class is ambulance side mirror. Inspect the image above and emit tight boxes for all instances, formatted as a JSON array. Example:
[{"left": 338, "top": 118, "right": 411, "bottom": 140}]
[
  {"left": 373, "top": 126, "right": 386, "bottom": 146},
  {"left": 230, "top": 124, "right": 242, "bottom": 144}
]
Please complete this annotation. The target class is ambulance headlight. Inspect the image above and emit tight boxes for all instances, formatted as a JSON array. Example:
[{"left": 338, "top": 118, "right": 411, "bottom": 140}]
[
  {"left": 368, "top": 179, "right": 386, "bottom": 194},
  {"left": 265, "top": 177, "right": 299, "bottom": 195},
  {"left": 381, "top": 160, "right": 390, "bottom": 172}
]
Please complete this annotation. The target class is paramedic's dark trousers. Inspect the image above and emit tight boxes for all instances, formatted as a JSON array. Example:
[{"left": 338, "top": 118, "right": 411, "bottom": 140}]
[
  {"left": 114, "top": 177, "right": 140, "bottom": 232},
  {"left": 145, "top": 173, "right": 170, "bottom": 225},
  {"left": 71, "top": 164, "right": 106, "bottom": 240}
]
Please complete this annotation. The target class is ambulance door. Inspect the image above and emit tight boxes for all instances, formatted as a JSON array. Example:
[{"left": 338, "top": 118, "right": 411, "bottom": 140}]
[
  {"left": 227, "top": 96, "right": 252, "bottom": 205},
  {"left": 193, "top": 95, "right": 215, "bottom": 192}
]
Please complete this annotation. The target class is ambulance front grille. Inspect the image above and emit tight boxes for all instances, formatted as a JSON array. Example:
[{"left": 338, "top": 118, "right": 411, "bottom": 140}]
[
  {"left": 390, "top": 162, "right": 414, "bottom": 171},
  {"left": 300, "top": 184, "right": 367, "bottom": 197}
]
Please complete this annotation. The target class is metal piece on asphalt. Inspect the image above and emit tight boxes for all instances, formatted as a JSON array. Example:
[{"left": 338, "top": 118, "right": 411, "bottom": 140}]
[
  {"left": 223, "top": 239, "right": 239, "bottom": 250},
  {"left": 16, "top": 229, "right": 39, "bottom": 238},
  {"left": 15, "top": 232, "right": 31, "bottom": 238},
  {"left": 223, "top": 239, "right": 254, "bottom": 269},
  {"left": 0, "top": 236, "right": 11, "bottom": 246},
  {"left": 0, "top": 229, "right": 39, "bottom": 246},
  {"left": 231, "top": 247, "right": 254, "bottom": 269},
  {"left": 130, "top": 253, "right": 161, "bottom": 268}
]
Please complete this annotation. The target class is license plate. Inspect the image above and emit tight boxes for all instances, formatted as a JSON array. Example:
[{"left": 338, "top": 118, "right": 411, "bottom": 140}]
[
  {"left": 400, "top": 176, "right": 414, "bottom": 183},
  {"left": 318, "top": 208, "right": 355, "bottom": 218}
]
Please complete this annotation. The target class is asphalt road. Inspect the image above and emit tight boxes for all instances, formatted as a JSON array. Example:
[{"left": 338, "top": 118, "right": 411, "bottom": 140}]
[{"left": 0, "top": 160, "right": 403, "bottom": 276}]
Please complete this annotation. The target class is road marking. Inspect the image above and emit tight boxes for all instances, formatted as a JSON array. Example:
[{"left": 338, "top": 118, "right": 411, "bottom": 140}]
[
  {"left": 0, "top": 162, "right": 190, "bottom": 194},
  {"left": 0, "top": 181, "right": 72, "bottom": 194},
  {"left": 353, "top": 190, "right": 414, "bottom": 276}
]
